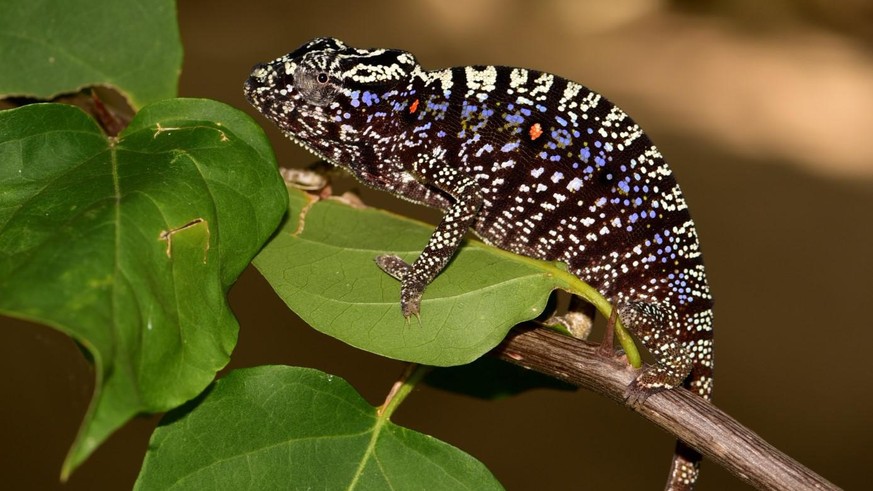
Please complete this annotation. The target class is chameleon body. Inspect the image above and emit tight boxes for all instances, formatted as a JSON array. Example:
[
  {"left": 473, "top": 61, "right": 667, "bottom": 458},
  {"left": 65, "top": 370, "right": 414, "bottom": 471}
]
[{"left": 245, "top": 38, "right": 713, "bottom": 490}]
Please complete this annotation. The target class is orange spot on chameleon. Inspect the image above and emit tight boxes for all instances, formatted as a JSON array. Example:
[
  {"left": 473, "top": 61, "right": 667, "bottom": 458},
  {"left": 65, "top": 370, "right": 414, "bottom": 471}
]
[
  {"left": 529, "top": 123, "right": 543, "bottom": 140},
  {"left": 409, "top": 99, "right": 419, "bottom": 113}
]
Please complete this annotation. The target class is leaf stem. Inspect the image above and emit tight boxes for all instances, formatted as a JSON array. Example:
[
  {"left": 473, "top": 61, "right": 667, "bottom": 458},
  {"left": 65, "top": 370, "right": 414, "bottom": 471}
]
[
  {"left": 378, "top": 363, "right": 432, "bottom": 418},
  {"left": 481, "top": 248, "right": 643, "bottom": 368}
]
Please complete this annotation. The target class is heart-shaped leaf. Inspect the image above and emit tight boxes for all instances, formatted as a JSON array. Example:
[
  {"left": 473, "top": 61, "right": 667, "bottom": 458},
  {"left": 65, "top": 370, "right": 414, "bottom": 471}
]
[
  {"left": 135, "top": 366, "right": 502, "bottom": 490},
  {"left": 254, "top": 188, "right": 638, "bottom": 367},
  {"left": 0, "top": 99, "right": 287, "bottom": 477},
  {"left": 0, "top": 0, "right": 182, "bottom": 109}
]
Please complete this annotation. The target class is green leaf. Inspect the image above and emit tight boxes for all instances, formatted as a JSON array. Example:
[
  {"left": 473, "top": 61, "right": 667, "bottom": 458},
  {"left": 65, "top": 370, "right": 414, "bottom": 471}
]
[
  {"left": 135, "top": 366, "right": 502, "bottom": 490},
  {"left": 254, "top": 188, "right": 639, "bottom": 367},
  {"left": 0, "top": 0, "right": 182, "bottom": 109},
  {"left": 0, "top": 99, "right": 287, "bottom": 477}
]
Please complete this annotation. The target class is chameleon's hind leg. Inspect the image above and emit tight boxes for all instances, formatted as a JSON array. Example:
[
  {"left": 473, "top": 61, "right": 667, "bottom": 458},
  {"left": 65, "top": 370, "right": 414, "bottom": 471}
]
[
  {"left": 616, "top": 301, "right": 694, "bottom": 406},
  {"left": 616, "top": 300, "right": 711, "bottom": 490}
]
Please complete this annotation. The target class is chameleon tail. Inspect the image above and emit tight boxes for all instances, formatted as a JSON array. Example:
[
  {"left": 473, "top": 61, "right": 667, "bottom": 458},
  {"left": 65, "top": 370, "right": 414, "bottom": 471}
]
[
  {"left": 665, "top": 342, "right": 713, "bottom": 491},
  {"left": 665, "top": 440, "right": 702, "bottom": 491}
]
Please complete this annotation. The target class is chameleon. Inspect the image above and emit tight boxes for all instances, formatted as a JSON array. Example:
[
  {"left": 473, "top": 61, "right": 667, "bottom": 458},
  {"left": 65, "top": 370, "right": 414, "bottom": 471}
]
[{"left": 244, "top": 37, "right": 714, "bottom": 490}]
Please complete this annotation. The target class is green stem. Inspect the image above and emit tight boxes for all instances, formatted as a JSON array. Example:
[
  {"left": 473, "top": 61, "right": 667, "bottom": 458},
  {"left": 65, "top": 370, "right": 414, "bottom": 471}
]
[
  {"left": 378, "top": 363, "right": 432, "bottom": 419},
  {"left": 476, "top": 244, "right": 643, "bottom": 368}
]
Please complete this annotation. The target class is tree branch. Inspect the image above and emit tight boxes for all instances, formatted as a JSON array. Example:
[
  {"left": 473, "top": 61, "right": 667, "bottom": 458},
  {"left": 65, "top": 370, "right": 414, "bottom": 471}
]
[{"left": 489, "top": 325, "right": 839, "bottom": 491}]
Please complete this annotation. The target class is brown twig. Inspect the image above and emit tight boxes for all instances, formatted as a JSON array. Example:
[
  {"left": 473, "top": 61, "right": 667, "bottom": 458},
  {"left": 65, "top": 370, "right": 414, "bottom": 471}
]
[{"left": 489, "top": 325, "right": 840, "bottom": 491}]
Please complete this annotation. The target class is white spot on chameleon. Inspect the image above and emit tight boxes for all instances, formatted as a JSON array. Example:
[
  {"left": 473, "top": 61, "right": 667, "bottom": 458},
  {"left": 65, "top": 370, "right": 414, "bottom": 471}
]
[
  {"left": 530, "top": 73, "right": 554, "bottom": 100},
  {"left": 464, "top": 66, "right": 497, "bottom": 98},
  {"left": 566, "top": 177, "right": 583, "bottom": 192},
  {"left": 509, "top": 68, "right": 529, "bottom": 91}
]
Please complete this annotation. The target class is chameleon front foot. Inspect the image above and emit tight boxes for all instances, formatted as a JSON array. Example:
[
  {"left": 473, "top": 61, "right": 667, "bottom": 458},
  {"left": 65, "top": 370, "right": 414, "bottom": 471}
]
[{"left": 375, "top": 254, "right": 424, "bottom": 319}]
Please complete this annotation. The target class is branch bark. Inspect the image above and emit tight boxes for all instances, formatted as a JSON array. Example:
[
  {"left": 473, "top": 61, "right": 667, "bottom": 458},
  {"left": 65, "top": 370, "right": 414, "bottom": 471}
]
[{"left": 489, "top": 325, "right": 839, "bottom": 491}]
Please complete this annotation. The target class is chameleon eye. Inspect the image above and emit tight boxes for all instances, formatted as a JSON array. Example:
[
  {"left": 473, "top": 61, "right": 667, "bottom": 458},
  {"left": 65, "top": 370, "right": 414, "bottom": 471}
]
[{"left": 317, "top": 72, "right": 329, "bottom": 84}]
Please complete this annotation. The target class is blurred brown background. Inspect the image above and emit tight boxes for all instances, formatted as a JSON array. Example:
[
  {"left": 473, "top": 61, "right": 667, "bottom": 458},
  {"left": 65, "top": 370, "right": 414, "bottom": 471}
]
[{"left": 3, "top": 0, "right": 872, "bottom": 489}]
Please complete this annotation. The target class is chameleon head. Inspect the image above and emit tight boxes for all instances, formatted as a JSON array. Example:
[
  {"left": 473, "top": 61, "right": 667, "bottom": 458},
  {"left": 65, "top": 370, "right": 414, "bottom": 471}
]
[{"left": 244, "top": 37, "right": 421, "bottom": 165}]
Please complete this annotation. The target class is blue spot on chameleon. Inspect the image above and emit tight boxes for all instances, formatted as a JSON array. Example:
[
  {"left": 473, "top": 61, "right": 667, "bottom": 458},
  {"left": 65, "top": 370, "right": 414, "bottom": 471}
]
[
  {"left": 427, "top": 100, "right": 449, "bottom": 116},
  {"left": 552, "top": 129, "right": 572, "bottom": 147},
  {"left": 501, "top": 141, "right": 519, "bottom": 152},
  {"left": 520, "top": 107, "right": 532, "bottom": 116},
  {"left": 580, "top": 147, "right": 591, "bottom": 162},
  {"left": 555, "top": 116, "right": 568, "bottom": 127},
  {"left": 362, "top": 91, "right": 379, "bottom": 106},
  {"left": 413, "top": 122, "right": 433, "bottom": 133},
  {"left": 505, "top": 113, "right": 524, "bottom": 124},
  {"left": 618, "top": 180, "right": 630, "bottom": 193},
  {"left": 595, "top": 156, "right": 606, "bottom": 167}
]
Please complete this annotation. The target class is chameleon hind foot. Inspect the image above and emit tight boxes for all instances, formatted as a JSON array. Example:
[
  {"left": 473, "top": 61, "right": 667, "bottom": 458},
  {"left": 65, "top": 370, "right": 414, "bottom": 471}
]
[{"left": 615, "top": 301, "right": 693, "bottom": 406}]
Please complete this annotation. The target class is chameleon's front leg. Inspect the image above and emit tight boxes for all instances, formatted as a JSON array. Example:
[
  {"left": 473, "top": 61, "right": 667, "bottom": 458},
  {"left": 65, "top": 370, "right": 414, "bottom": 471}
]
[{"left": 375, "top": 150, "right": 483, "bottom": 318}]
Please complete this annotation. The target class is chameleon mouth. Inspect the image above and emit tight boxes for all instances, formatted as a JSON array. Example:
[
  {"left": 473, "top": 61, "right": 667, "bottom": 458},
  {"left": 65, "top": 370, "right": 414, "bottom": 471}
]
[
  {"left": 243, "top": 78, "right": 259, "bottom": 105},
  {"left": 283, "top": 130, "right": 334, "bottom": 167}
]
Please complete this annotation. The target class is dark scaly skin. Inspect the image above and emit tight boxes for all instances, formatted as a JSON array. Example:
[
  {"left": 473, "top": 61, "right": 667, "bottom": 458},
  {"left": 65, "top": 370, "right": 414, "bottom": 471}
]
[{"left": 245, "top": 38, "right": 714, "bottom": 490}]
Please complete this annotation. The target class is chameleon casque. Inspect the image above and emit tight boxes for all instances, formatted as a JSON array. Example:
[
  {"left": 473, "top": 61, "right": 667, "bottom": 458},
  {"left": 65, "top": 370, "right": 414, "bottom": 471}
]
[{"left": 245, "top": 37, "right": 714, "bottom": 490}]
